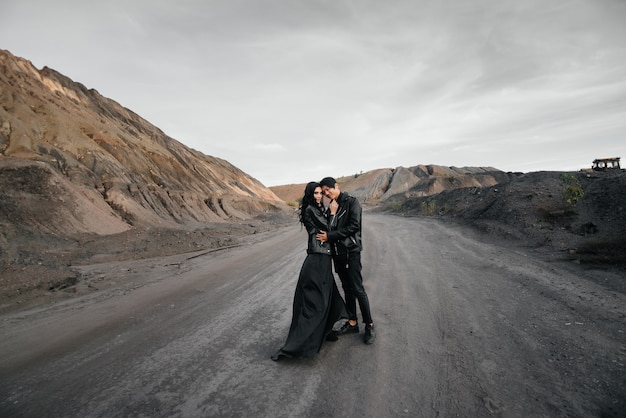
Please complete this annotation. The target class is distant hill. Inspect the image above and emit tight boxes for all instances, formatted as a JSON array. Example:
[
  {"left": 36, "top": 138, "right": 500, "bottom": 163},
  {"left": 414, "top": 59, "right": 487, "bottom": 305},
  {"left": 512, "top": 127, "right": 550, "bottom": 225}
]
[{"left": 270, "top": 166, "right": 512, "bottom": 204}]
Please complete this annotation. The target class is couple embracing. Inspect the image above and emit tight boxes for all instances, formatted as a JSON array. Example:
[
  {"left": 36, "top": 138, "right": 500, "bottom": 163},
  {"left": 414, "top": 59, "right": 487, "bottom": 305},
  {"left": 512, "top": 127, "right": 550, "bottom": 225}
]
[{"left": 271, "top": 177, "right": 376, "bottom": 361}]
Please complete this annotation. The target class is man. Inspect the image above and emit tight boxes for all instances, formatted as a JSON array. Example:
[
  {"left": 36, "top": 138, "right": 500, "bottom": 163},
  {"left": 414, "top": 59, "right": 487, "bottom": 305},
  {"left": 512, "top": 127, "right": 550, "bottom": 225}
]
[{"left": 316, "top": 177, "right": 375, "bottom": 344}]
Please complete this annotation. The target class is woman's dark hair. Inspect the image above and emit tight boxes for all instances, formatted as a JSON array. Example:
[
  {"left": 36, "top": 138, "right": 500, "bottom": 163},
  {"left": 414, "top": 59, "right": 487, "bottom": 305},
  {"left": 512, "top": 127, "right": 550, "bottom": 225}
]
[{"left": 299, "top": 182, "right": 321, "bottom": 224}]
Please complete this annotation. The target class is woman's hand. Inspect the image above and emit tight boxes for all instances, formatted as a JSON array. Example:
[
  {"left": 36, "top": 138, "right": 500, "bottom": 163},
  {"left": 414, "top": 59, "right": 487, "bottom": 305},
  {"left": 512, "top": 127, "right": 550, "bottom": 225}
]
[{"left": 329, "top": 200, "right": 338, "bottom": 215}]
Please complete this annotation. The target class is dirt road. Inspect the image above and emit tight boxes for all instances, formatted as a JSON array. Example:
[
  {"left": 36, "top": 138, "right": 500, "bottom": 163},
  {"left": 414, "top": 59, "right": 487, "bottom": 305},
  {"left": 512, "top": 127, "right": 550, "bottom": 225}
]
[{"left": 1, "top": 214, "right": 624, "bottom": 417}]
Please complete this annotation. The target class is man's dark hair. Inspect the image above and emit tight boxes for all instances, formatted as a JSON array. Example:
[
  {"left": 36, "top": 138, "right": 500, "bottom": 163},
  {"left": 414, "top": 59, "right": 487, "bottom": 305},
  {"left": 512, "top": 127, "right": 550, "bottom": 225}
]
[{"left": 319, "top": 177, "right": 337, "bottom": 188}]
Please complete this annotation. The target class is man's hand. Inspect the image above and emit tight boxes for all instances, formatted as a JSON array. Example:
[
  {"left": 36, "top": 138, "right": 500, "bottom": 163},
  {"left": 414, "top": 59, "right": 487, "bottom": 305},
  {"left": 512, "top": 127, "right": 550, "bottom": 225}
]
[{"left": 316, "top": 230, "right": 328, "bottom": 243}]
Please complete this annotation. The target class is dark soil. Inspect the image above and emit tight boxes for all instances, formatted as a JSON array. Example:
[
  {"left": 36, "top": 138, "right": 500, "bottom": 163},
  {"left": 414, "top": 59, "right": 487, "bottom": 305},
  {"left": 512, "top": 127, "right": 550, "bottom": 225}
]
[{"left": 382, "top": 170, "right": 626, "bottom": 269}]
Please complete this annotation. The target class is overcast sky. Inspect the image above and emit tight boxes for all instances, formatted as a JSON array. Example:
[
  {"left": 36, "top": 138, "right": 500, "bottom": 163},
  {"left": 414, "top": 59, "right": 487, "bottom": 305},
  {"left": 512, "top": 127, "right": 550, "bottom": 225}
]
[{"left": 2, "top": 0, "right": 625, "bottom": 186}]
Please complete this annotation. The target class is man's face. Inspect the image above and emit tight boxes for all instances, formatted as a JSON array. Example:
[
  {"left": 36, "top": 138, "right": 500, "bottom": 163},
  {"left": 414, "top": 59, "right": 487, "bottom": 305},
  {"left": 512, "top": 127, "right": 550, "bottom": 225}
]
[{"left": 321, "top": 184, "right": 338, "bottom": 200}]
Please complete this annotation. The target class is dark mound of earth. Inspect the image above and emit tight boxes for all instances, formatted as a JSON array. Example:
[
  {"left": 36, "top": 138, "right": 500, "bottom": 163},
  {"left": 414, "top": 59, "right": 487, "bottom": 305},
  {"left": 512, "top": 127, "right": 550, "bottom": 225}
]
[{"left": 382, "top": 170, "right": 626, "bottom": 267}]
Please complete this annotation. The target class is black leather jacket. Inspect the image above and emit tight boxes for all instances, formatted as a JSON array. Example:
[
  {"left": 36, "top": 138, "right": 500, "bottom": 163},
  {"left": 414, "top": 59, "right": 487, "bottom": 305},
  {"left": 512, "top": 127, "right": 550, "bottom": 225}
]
[
  {"left": 326, "top": 192, "right": 362, "bottom": 255},
  {"left": 304, "top": 204, "right": 332, "bottom": 255}
]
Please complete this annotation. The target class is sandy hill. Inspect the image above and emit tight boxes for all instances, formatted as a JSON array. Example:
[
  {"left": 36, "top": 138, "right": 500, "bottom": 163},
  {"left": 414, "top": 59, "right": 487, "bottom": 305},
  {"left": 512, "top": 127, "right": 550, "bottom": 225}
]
[
  {"left": 0, "top": 49, "right": 294, "bottom": 307},
  {"left": 0, "top": 49, "right": 289, "bottom": 237}
]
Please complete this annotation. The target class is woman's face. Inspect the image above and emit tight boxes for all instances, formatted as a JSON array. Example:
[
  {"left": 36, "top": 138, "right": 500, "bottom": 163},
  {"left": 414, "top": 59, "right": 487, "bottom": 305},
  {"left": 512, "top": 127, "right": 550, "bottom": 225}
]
[{"left": 313, "top": 187, "right": 323, "bottom": 204}]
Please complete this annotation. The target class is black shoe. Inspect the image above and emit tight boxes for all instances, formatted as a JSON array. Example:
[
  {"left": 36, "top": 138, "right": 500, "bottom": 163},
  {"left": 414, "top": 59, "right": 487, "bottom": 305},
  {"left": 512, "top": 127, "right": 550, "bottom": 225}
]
[
  {"left": 337, "top": 321, "right": 359, "bottom": 335},
  {"left": 364, "top": 324, "right": 376, "bottom": 344},
  {"left": 326, "top": 331, "right": 338, "bottom": 342}
]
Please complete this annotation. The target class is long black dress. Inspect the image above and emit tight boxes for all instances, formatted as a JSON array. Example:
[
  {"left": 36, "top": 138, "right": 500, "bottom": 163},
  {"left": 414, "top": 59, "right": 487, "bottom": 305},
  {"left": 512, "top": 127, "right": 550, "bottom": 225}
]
[{"left": 272, "top": 204, "right": 347, "bottom": 360}]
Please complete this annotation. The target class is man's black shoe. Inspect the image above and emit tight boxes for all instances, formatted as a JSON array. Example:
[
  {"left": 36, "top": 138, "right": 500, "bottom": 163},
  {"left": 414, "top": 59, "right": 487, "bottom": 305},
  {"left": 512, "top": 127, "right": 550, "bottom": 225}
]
[
  {"left": 337, "top": 321, "right": 359, "bottom": 335},
  {"left": 326, "top": 331, "right": 338, "bottom": 342},
  {"left": 364, "top": 324, "right": 376, "bottom": 344}
]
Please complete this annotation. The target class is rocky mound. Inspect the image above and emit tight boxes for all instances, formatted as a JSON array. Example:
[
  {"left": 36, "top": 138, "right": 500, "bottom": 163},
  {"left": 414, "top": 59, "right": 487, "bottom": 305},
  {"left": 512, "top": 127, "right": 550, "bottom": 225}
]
[{"left": 383, "top": 169, "right": 626, "bottom": 265}]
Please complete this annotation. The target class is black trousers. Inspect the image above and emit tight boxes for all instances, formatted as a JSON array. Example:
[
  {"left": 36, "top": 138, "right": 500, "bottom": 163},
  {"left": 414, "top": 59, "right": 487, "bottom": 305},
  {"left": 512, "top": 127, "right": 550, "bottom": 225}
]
[{"left": 332, "top": 251, "right": 373, "bottom": 325}]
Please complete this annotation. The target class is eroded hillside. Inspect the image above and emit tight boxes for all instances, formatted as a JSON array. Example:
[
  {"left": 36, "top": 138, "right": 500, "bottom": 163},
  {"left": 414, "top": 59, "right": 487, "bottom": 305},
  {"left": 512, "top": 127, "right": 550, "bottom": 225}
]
[
  {"left": 0, "top": 49, "right": 296, "bottom": 308},
  {"left": 0, "top": 49, "right": 289, "bottom": 237}
]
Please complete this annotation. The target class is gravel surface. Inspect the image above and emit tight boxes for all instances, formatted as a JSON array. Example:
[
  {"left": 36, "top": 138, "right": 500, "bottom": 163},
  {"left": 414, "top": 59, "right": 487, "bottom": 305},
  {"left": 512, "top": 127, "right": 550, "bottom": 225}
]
[{"left": 1, "top": 214, "right": 623, "bottom": 417}]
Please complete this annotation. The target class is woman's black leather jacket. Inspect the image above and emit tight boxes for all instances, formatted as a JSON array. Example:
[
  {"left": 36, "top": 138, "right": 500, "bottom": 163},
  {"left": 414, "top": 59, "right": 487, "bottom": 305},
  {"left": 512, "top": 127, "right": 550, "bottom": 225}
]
[{"left": 304, "top": 204, "right": 331, "bottom": 255}]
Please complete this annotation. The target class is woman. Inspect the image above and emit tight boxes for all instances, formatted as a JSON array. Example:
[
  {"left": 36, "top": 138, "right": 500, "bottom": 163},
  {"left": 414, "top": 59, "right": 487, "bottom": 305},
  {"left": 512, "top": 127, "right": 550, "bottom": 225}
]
[{"left": 271, "top": 182, "right": 347, "bottom": 361}]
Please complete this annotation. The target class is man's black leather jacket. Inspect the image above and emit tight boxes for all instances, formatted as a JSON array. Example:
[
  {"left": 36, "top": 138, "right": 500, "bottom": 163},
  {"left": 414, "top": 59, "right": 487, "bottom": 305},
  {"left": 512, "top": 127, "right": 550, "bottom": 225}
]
[
  {"left": 326, "top": 192, "right": 362, "bottom": 255},
  {"left": 304, "top": 204, "right": 332, "bottom": 255}
]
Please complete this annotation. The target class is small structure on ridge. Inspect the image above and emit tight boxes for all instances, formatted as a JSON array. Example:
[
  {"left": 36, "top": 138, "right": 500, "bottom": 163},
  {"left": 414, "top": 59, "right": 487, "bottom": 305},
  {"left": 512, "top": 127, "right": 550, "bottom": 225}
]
[{"left": 592, "top": 157, "right": 621, "bottom": 171}]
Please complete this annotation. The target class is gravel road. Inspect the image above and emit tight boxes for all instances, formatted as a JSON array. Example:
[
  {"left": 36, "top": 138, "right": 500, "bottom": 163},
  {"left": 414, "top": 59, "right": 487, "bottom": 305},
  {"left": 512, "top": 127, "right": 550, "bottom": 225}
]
[{"left": 1, "top": 214, "right": 624, "bottom": 417}]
